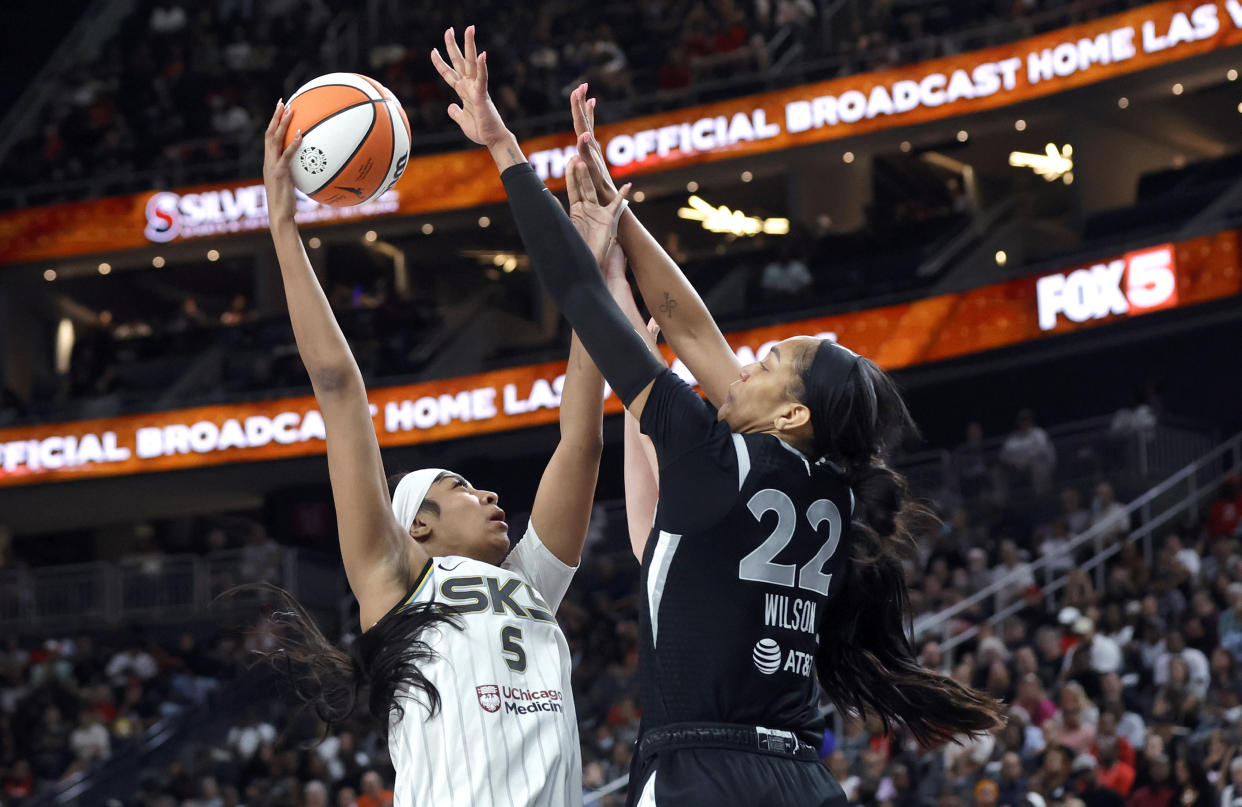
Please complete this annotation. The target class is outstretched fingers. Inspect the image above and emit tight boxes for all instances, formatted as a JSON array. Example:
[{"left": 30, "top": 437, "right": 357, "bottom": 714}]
[
  {"left": 475, "top": 51, "right": 488, "bottom": 94},
  {"left": 430, "top": 48, "right": 460, "bottom": 89},
  {"left": 570, "top": 84, "right": 592, "bottom": 137},
  {"left": 463, "top": 24, "right": 478, "bottom": 65},
  {"left": 444, "top": 27, "right": 469, "bottom": 77}
]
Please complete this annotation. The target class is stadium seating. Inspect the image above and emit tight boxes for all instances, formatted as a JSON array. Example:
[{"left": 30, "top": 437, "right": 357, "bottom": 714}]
[
  {"left": 2, "top": 411, "right": 1238, "bottom": 806},
  {"left": 0, "top": 0, "right": 1152, "bottom": 207}
]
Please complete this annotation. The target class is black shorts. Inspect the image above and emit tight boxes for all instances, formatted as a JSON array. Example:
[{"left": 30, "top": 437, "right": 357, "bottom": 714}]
[{"left": 626, "top": 723, "right": 847, "bottom": 807}]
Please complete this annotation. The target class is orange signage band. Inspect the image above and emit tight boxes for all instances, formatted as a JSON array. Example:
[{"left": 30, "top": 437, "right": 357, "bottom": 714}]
[
  {"left": 0, "top": 227, "right": 1237, "bottom": 488},
  {"left": 1, "top": 1, "right": 1239, "bottom": 265}
]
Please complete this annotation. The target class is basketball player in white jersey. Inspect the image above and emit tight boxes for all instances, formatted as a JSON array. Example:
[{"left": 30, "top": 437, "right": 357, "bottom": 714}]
[{"left": 255, "top": 73, "right": 626, "bottom": 806}]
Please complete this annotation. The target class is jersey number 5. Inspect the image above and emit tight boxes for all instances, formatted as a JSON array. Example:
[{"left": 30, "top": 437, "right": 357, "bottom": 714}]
[
  {"left": 739, "top": 489, "right": 842, "bottom": 596},
  {"left": 500, "top": 626, "right": 527, "bottom": 673}
]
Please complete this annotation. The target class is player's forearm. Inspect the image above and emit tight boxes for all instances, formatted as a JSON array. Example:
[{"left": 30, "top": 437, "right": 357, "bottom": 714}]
[
  {"left": 606, "top": 276, "right": 660, "bottom": 356},
  {"left": 270, "top": 220, "right": 364, "bottom": 394},
  {"left": 623, "top": 412, "right": 659, "bottom": 559},
  {"left": 616, "top": 209, "right": 736, "bottom": 403},
  {"left": 557, "top": 333, "right": 605, "bottom": 453},
  {"left": 500, "top": 163, "right": 663, "bottom": 407}
]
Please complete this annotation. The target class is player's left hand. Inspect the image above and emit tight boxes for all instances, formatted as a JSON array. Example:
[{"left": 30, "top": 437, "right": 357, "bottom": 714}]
[
  {"left": 566, "top": 155, "right": 630, "bottom": 269},
  {"left": 432, "top": 26, "right": 510, "bottom": 149},
  {"left": 263, "top": 99, "right": 300, "bottom": 225}
]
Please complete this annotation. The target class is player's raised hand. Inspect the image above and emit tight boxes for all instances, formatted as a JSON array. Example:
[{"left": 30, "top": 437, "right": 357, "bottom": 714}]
[
  {"left": 566, "top": 155, "right": 630, "bottom": 268},
  {"left": 263, "top": 99, "right": 301, "bottom": 225},
  {"left": 432, "top": 26, "right": 509, "bottom": 149},
  {"left": 570, "top": 84, "right": 618, "bottom": 204}
]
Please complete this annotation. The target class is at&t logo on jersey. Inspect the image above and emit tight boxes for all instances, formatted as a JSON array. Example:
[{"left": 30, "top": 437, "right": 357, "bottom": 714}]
[
  {"left": 1035, "top": 244, "right": 1177, "bottom": 331},
  {"left": 476, "top": 685, "right": 501, "bottom": 713},
  {"left": 753, "top": 638, "right": 782, "bottom": 675}
]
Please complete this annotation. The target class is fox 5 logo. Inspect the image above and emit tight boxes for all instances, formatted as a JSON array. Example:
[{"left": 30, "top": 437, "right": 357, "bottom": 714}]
[{"left": 1035, "top": 245, "right": 1177, "bottom": 331}]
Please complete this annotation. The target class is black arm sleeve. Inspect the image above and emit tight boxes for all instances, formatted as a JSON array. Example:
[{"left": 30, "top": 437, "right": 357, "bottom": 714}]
[{"left": 501, "top": 162, "right": 664, "bottom": 406}]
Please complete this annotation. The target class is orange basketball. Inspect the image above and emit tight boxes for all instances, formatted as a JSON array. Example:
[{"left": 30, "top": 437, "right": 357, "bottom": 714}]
[{"left": 282, "top": 72, "right": 412, "bottom": 207}]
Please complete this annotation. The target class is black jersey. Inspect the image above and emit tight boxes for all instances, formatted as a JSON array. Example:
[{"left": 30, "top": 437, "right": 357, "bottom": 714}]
[{"left": 636, "top": 370, "right": 854, "bottom": 743}]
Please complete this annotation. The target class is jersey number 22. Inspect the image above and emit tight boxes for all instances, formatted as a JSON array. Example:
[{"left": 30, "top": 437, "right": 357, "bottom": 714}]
[{"left": 739, "top": 488, "right": 842, "bottom": 596}]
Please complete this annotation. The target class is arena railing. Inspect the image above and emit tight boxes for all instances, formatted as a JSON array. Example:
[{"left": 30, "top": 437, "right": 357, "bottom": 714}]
[
  {"left": 0, "top": 0, "right": 1150, "bottom": 207},
  {"left": 911, "top": 427, "right": 1242, "bottom": 661},
  {"left": 0, "top": 546, "right": 301, "bottom": 632}
]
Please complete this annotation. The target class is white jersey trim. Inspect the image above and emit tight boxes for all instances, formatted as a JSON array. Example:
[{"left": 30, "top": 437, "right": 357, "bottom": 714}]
[
  {"left": 647, "top": 532, "right": 681, "bottom": 648},
  {"left": 732, "top": 433, "right": 751, "bottom": 490}
]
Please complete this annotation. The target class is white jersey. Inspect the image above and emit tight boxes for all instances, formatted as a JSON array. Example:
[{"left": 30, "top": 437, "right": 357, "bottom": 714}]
[{"left": 386, "top": 523, "right": 582, "bottom": 807}]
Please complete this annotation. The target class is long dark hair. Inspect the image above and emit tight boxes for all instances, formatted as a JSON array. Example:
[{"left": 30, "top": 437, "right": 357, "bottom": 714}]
[
  {"left": 229, "top": 472, "right": 462, "bottom": 733},
  {"left": 794, "top": 346, "right": 1006, "bottom": 745}
]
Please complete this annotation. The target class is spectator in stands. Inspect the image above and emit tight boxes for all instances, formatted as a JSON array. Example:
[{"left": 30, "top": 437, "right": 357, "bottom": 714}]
[
  {"left": 998, "top": 751, "right": 1030, "bottom": 807},
  {"left": 1219, "top": 583, "right": 1242, "bottom": 662},
  {"left": 1173, "top": 757, "right": 1215, "bottom": 807},
  {"left": 69, "top": 709, "right": 110, "bottom": 766},
  {"left": 220, "top": 294, "right": 253, "bottom": 327},
  {"left": 1095, "top": 736, "right": 1135, "bottom": 797},
  {"left": 994, "top": 539, "right": 1036, "bottom": 607},
  {"left": 2, "top": 760, "right": 34, "bottom": 801},
  {"left": 1127, "top": 753, "right": 1175, "bottom": 807},
  {"left": 1063, "top": 616, "right": 1123, "bottom": 686},
  {"left": 358, "top": 770, "right": 394, "bottom": 807},
  {"left": 1091, "top": 483, "right": 1131, "bottom": 543},
  {"left": 149, "top": 2, "right": 188, "bottom": 34},
  {"left": 1032, "top": 744, "right": 1074, "bottom": 799},
  {"left": 240, "top": 523, "right": 281, "bottom": 581},
  {"left": 1038, "top": 519, "right": 1077, "bottom": 576},
  {"left": 28, "top": 704, "right": 72, "bottom": 780},
  {"left": 1000, "top": 409, "right": 1057, "bottom": 496},
  {"left": 1221, "top": 757, "right": 1242, "bottom": 807},
  {"left": 1043, "top": 682, "right": 1098, "bottom": 756},
  {"left": 226, "top": 707, "right": 276, "bottom": 761},
  {"left": 1061, "top": 488, "right": 1091, "bottom": 535},
  {"left": 170, "top": 296, "right": 211, "bottom": 332},
  {"left": 1016, "top": 673, "right": 1058, "bottom": 727},
  {"left": 29, "top": 639, "right": 74, "bottom": 687},
  {"left": 305, "top": 779, "right": 330, "bottom": 807},
  {"left": 760, "top": 245, "right": 813, "bottom": 301},
  {"left": 957, "top": 421, "right": 995, "bottom": 504},
  {"left": 105, "top": 637, "right": 158, "bottom": 687},
  {"left": 1153, "top": 632, "right": 1210, "bottom": 697},
  {"left": 1208, "top": 477, "right": 1242, "bottom": 538}
]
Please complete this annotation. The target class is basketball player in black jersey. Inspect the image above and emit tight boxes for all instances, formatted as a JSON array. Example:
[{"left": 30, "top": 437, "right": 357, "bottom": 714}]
[{"left": 436, "top": 32, "right": 1004, "bottom": 806}]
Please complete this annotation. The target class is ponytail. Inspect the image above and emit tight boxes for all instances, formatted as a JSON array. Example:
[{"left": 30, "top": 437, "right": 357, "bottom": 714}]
[
  {"left": 796, "top": 347, "right": 1005, "bottom": 744},
  {"left": 229, "top": 582, "right": 462, "bottom": 733}
]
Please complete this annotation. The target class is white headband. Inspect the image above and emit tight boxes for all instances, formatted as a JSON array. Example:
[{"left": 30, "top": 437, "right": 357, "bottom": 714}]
[{"left": 391, "top": 468, "right": 460, "bottom": 530}]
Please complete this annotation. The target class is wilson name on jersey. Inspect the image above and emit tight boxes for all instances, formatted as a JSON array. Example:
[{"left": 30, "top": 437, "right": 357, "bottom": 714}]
[
  {"left": 386, "top": 525, "right": 582, "bottom": 807},
  {"left": 637, "top": 370, "right": 854, "bottom": 742}
]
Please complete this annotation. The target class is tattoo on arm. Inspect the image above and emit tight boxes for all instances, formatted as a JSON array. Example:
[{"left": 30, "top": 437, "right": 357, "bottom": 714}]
[
  {"left": 508, "top": 147, "right": 524, "bottom": 166},
  {"left": 658, "top": 292, "right": 678, "bottom": 317}
]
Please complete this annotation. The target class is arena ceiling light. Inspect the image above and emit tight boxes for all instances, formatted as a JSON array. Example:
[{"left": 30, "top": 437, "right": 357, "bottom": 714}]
[
  {"left": 677, "top": 195, "right": 789, "bottom": 237},
  {"left": 1009, "top": 143, "right": 1074, "bottom": 184}
]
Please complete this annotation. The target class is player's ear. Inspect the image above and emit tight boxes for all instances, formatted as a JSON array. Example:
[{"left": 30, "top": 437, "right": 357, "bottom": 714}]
[
  {"left": 409, "top": 517, "right": 432, "bottom": 542},
  {"left": 774, "top": 401, "right": 811, "bottom": 434}
]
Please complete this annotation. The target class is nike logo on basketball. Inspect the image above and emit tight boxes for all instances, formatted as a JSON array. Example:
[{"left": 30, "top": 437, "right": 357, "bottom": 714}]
[{"left": 335, "top": 185, "right": 365, "bottom": 199}]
